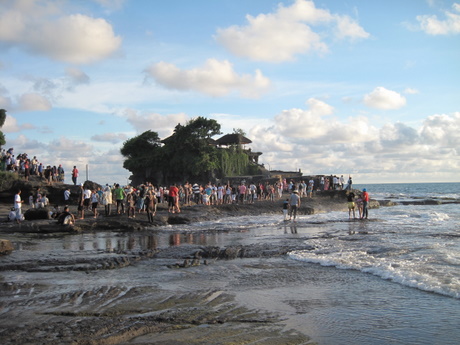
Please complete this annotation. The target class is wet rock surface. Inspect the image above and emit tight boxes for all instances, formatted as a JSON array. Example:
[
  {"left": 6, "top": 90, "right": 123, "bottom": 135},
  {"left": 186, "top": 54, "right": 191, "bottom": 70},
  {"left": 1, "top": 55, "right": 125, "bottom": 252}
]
[
  {"left": 0, "top": 229, "right": 320, "bottom": 344},
  {"left": 0, "top": 187, "right": 406, "bottom": 345}
]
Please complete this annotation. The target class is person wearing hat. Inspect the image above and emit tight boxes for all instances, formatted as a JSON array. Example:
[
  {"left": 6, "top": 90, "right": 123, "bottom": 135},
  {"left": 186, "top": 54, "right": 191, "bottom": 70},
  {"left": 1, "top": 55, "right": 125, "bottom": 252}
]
[
  {"left": 289, "top": 190, "right": 301, "bottom": 221},
  {"left": 362, "top": 188, "right": 369, "bottom": 219}
]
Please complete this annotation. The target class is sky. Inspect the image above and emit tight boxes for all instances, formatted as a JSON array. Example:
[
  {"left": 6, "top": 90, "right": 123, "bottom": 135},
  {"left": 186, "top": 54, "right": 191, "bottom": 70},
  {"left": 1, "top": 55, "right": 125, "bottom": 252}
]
[{"left": 0, "top": 0, "right": 459, "bottom": 185}]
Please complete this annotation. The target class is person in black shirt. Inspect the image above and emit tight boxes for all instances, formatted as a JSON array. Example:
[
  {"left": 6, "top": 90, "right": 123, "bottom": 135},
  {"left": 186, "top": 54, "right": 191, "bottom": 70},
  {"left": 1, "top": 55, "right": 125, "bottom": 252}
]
[{"left": 347, "top": 191, "right": 356, "bottom": 219}]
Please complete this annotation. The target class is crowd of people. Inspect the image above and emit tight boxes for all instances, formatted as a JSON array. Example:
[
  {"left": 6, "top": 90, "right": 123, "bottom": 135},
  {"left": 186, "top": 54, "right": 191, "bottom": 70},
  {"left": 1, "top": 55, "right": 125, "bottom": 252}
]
[
  {"left": 5, "top": 163, "right": 365, "bottom": 225},
  {"left": 69, "top": 175, "right": 356, "bottom": 222},
  {"left": 1, "top": 148, "right": 65, "bottom": 184}
]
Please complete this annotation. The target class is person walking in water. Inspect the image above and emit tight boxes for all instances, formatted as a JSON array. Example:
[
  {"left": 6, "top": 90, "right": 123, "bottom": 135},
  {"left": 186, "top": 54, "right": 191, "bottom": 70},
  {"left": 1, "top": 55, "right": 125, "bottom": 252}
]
[
  {"left": 282, "top": 198, "right": 289, "bottom": 221},
  {"left": 347, "top": 190, "right": 356, "bottom": 219},
  {"left": 361, "top": 188, "right": 369, "bottom": 219},
  {"left": 289, "top": 190, "right": 301, "bottom": 222}
]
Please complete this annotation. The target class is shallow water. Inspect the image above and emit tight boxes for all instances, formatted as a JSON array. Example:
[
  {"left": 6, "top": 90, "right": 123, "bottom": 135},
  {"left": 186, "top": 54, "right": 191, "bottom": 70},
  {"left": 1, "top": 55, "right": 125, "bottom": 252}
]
[{"left": 1, "top": 182, "right": 459, "bottom": 344}]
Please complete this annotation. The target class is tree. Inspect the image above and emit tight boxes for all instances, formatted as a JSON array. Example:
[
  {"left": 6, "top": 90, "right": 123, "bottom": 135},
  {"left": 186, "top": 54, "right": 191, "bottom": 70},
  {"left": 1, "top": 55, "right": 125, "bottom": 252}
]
[
  {"left": 120, "top": 117, "right": 263, "bottom": 185},
  {"left": 232, "top": 128, "right": 246, "bottom": 136},
  {"left": 120, "top": 130, "right": 162, "bottom": 181},
  {"left": 0, "top": 109, "right": 6, "bottom": 148},
  {"left": 162, "top": 117, "right": 222, "bottom": 182}
]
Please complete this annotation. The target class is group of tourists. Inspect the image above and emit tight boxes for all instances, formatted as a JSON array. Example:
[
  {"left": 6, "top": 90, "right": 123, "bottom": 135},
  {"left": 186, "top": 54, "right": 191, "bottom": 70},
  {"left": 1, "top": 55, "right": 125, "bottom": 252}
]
[
  {"left": 70, "top": 176, "right": 360, "bottom": 222},
  {"left": 346, "top": 188, "right": 369, "bottom": 220},
  {"left": 6, "top": 172, "right": 367, "bottom": 225},
  {"left": 1, "top": 148, "right": 65, "bottom": 184},
  {"left": 8, "top": 188, "right": 73, "bottom": 225},
  {"left": 74, "top": 183, "right": 160, "bottom": 224}
]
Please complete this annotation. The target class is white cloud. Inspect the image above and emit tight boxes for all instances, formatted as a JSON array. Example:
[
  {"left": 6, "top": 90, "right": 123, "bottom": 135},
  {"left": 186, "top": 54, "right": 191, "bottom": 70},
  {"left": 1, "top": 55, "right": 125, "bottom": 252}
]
[
  {"left": 404, "top": 87, "right": 419, "bottom": 94},
  {"left": 334, "top": 14, "right": 370, "bottom": 40},
  {"left": 250, "top": 111, "right": 460, "bottom": 177},
  {"left": 91, "top": 132, "right": 128, "bottom": 144},
  {"left": 145, "top": 59, "right": 271, "bottom": 98},
  {"left": 215, "top": 0, "right": 369, "bottom": 62},
  {"left": 2, "top": 115, "right": 36, "bottom": 133},
  {"left": 269, "top": 98, "right": 378, "bottom": 146},
  {"left": 420, "top": 112, "right": 460, "bottom": 146},
  {"left": 379, "top": 122, "right": 420, "bottom": 148},
  {"left": 363, "top": 87, "right": 407, "bottom": 110},
  {"left": 417, "top": 3, "right": 460, "bottom": 35},
  {"left": 16, "top": 93, "right": 52, "bottom": 112},
  {"left": 123, "top": 109, "right": 189, "bottom": 138},
  {"left": 4, "top": 129, "right": 129, "bottom": 184},
  {"left": 274, "top": 98, "right": 334, "bottom": 138},
  {"left": 0, "top": 1, "right": 122, "bottom": 63}
]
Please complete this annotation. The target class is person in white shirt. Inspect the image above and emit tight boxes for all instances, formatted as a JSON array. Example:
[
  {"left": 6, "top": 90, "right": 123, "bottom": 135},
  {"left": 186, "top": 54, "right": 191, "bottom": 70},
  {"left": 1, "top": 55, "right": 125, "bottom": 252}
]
[
  {"left": 14, "top": 189, "right": 23, "bottom": 223},
  {"left": 64, "top": 188, "right": 71, "bottom": 202},
  {"left": 340, "top": 175, "right": 345, "bottom": 190},
  {"left": 8, "top": 208, "right": 16, "bottom": 222},
  {"left": 83, "top": 187, "right": 92, "bottom": 210}
]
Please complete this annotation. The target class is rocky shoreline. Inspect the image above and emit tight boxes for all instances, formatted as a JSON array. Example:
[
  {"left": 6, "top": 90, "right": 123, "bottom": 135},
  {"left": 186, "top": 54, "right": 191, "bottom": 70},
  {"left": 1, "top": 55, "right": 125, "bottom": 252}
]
[
  {"left": 1, "top": 182, "right": 457, "bottom": 344},
  {"left": 0, "top": 185, "right": 363, "bottom": 233}
]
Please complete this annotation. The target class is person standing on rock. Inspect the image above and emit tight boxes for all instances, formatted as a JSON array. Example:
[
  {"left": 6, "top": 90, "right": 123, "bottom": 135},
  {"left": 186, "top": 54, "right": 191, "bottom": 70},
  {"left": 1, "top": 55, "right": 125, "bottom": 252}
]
[
  {"left": 238, "top": 183, "right": 247, "bottom": 204},
  {"left": 101, "top": 184, "right": 113, "bottom": 216},
  {"left": 71, "top": 166, "right": 79, "bottom": 185},
  {"left": 114, "top": 184, "right": 126, "bottom": 215},
  {"left": 14, "top": 189, "right": 23, "bottom": 223},
  {"left": 145, "top": 186, "right": 157, "bottom": 223},
  {"left": 77, "top": 184, "right": 85, "bottom": 219},
  {"left": 346, "top": 176, "right": 353, "bottom": 190},
  {"left": 91, "top": 189, "right": 100, "bottom": 218},
  {"left": 289, "top": 190, "right": 301, "bottom": 222},
  {"left": 168, "top": 183, "right": 180, "bottom": 213}
]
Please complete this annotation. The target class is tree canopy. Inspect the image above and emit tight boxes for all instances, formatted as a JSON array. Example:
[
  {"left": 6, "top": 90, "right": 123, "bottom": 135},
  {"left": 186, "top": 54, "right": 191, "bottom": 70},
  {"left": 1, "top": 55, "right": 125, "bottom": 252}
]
[
  {"left": 0, "top": 109, "right": 7, "bottom": 148},
  {"left": 120, "top": 116, "right": 261, "bottom": 185},
  {"left": 120, "top": 130, "right": 162, "bottom": 172}
]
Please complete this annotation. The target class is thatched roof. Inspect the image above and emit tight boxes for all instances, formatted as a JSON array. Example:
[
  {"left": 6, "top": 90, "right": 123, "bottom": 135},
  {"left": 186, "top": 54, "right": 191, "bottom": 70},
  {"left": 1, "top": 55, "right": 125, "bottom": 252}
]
[{"left": 215, "top": 134, "right": 252, "bottom": 146}]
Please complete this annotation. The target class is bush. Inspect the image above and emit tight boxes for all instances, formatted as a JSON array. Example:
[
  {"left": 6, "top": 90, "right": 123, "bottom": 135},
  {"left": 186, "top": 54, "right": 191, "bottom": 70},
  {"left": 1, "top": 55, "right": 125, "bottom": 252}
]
[{"left": 0, "top": 171, "right": 19, "bottom": 190}]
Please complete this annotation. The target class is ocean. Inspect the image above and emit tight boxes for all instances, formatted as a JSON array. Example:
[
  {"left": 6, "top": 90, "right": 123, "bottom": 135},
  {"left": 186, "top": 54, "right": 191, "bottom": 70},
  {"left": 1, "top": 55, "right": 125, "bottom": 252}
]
[
  {"left": 177, "top": 182, "right": 460, "bottom": 300},
  {"left": 2, "top": 182, "right": 459, "bottom": 344},
  {"left": 290, "top": 182, "right": 460, "bottom": 299},
  {"left": 164, "top": 182, "right": 460, "bottom": 344}
]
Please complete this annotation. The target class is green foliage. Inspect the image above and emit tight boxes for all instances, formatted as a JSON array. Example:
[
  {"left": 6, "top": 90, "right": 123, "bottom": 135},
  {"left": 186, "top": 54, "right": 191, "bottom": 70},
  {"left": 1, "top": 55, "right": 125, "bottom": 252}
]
[
  {"left": 0, "top": 171, "right": 19, "bottom": 190},
  {"left": 121, "top": 117, "right": 260, "bottom": 184},
  {"left": 232, "top": 128, "right": 246, "bottom": 136},
  {"left": 0, "top": 109, "right": 6, "bottom": 148},
  {"left": 120, "top": 130, "right": 162, "bottom": 172},
  {"left": 161, "top": 117, "right": 222, "bottom": 182},
  {"left": 218, "top": 147, "right": 249, "bottom": 177}
]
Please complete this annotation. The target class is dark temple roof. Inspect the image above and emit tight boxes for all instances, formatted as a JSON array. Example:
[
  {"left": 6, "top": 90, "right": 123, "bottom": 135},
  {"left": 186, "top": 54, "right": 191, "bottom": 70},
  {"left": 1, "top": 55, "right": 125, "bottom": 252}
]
[{"left": 215, "top": 134, "right": 252, "bottom": 146}]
